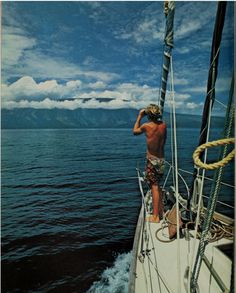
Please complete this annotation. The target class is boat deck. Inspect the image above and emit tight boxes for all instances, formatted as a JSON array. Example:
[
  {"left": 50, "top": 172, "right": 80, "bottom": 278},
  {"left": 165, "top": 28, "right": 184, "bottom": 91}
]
[{"left": 129, "top": 209, "right": 233, "bottom": 293}]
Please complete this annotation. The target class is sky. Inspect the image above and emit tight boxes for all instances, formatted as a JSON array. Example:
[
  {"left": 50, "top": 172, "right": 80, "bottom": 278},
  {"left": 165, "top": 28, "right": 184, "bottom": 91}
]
[{"left": 1, "top": 1, "right": 234, "bottom": 115}]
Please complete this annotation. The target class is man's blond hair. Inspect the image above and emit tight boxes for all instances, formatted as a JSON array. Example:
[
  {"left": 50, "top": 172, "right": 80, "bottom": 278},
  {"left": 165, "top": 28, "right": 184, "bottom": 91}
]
[{"left": 145, "top": 104, "right": 162, "bottom": 121}]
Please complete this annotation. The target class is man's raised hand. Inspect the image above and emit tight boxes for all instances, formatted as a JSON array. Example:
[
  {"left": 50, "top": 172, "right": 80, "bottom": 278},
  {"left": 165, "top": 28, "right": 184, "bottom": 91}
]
[{"left": 139, "top": 109, "right": 146, "bottom": 117}]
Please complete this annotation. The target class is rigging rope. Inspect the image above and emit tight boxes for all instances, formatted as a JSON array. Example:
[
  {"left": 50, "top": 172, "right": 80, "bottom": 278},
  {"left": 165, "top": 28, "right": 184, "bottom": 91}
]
[
  {"left": 170, "top": 54, "right": 182, "bottom": 293},
  {"left": 193, "top": 138, "right": 235, "bottom": 170},
  {"left": 215, "top": 98, "right": 227, "bottom": 109},
  {"left": 190, "top": 74, "right": 234, "bottom": 292},
  {"left": 188, "top": 98, "right": 213, "bottom": 291}
]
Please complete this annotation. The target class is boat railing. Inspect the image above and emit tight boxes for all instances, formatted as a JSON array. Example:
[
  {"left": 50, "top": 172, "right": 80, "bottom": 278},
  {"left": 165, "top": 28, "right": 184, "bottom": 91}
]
[{"left": 163, "top": 160, "right": 234, "bottom": 210}]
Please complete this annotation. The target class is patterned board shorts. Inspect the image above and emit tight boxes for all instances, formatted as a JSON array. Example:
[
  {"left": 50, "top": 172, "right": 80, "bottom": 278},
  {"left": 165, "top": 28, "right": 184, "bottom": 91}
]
[{"left": 145, "top": 157, "right": 165, "bottom": 185}]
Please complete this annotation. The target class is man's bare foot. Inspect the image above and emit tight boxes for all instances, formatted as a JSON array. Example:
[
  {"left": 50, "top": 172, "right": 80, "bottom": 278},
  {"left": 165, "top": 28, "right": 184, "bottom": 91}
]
[{"left": 146, "top": 215, "right": 160, "bottom": 223}]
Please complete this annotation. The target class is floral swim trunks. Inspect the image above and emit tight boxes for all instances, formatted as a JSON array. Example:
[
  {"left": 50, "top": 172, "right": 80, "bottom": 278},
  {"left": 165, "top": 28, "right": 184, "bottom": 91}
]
[{"left": 145, "top": 156, "right": 165, "bottom": 185}]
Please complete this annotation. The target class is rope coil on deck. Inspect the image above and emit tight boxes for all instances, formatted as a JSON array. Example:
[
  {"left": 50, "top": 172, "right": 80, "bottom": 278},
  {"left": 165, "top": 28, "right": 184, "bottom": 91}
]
[{"left": 193, "top": 138, "right": 235, "bottom": 170}]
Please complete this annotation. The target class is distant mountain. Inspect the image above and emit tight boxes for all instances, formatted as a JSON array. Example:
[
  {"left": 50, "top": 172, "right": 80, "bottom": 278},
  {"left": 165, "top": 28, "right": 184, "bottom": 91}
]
[{"left": 1, "top": 108, "right": 225, "bottom": 129}]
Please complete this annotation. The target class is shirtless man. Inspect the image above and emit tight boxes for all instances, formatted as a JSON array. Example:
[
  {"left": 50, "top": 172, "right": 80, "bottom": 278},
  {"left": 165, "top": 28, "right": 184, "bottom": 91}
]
[{"left": 133, "top": 104, "right": 167, "bottom": 223}]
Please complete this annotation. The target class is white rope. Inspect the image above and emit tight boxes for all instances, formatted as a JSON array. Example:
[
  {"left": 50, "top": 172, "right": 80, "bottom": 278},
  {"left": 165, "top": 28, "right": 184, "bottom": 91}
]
[
  {"left": 137, "top": 169, "right": 149, "bottom": 215},
  {"left": 170, "top": 55, "right": 182, "bottom": 293},
  {"left": 146, "top": 254, "right": 174, "bottom": 293},
  {"left": 198, "top": 48, "right": 220, "bottom": 144},
  {"left": 163, "top": 165, "right": 172, "bottom": 188},
  {"left": 170, "top": 93, "right": 176, "bottom": 189},
  {"left": 215, "top": 98, "right": 227, "bottom": 109},
  {"left": 209, "top": 47, "right": 220, "bottom": 71},
  {"left": 165, "top": 160, "right": 190, "bottom": 199},
  {"left": 188, "top": 98, "right": 213, "bottom": 290},
  {"left": 191, "top": 169, "right": 201, "bottom": 209}
]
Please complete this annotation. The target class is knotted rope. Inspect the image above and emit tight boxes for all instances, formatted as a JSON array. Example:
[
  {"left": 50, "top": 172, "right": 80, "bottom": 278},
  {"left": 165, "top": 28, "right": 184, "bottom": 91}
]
[{"left": 193, "top": 138, "right": 235, "bottom": 170}]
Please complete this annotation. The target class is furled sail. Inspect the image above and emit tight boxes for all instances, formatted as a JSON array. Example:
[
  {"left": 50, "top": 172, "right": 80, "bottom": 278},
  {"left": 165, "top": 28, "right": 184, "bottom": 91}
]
[{"left": 159, "top": 1, "right": 175, "bottom": 115}]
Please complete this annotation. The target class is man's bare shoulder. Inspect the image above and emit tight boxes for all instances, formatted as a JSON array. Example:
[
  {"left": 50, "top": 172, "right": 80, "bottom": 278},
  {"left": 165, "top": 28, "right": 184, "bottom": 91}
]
[
  {"left": 144, "top": 121, "right": 167, "bottom": 131},
  {"left": 141, "top": 122, "right": 150, "bottom": 129},
  {"left": 161, "top": 121, "right": 167, "bottom": 128},
  {"left": 156, "top": 120, "right": 166, "bottom": 128}
]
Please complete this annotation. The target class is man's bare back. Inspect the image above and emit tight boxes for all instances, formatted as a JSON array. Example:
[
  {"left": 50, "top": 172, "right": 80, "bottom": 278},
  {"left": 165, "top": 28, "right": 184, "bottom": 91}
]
[
  {"left": 133, "top": 106, "right": 167, "bottom": 223},
  {"left": 142, "top": 121, "right": 166, "bottom": 158},
  {"left": 133, "top": 109, "right": 167, "bottom": 158}
]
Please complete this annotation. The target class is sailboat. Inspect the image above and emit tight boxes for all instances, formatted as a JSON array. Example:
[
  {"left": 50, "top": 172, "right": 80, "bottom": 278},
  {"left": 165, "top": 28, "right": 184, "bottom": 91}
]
[{"left": 129, "top": 2, "right": 234, "bottom": 293}]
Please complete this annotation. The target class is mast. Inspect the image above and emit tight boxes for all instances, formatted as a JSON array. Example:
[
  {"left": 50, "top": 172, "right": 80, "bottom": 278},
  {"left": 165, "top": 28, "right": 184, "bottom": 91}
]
[
  {"left": 159, "top": 1, "right": 175, "bottom": 115},
  {"left": 187, "top": 2, "right": 227, "bottom": 216}
]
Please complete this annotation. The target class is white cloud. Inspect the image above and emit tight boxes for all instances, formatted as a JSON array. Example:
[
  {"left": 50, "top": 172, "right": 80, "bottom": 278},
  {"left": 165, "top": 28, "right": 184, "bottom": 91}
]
[
  {"left": 2, "top": 76, "right": 38, "bottom": 100},
  {"left": 87, "top": 81, "right": 106, "bottom": 90},
  {"left": 66, "top": 80, "right": 82, "bottom": 89},
  {"left": 2, "top": 98, "right": 81, "bottom": 110},
  {"left": 175, "top": 20, "right": 203, "bottom": 40},
  {"left": 199, "top": 40, "right": 212, "bottom": 48},
  {"left": 134, "top": 19, "right": 162, "bottom": 43},
  {"left": 114, "top": 3, "right": 164, "bottom": 45},
  {"left": 2, "top": 97, "right": 134, "bottom": 110},
  {"left": 174, "top": 77, "right": 189, "bottom": 86},
  {"left": 17, "top": 51, "right": 119, "bottom": 82},
  {"left": 118, "top": 17, "right": 164, "bottom": 45},
  {"left": 2, "top": 22, "right": 120, "bottom": 83},
  {"left": 2, "top": 26, "right": 36, "bottom": 70},
  {"left": 174, "top": 2, "right": 216, "bottom": 41},
  {"left": 116, "top": 83, "right": 157, "bottom": 102},
  {"left": 176, "top": 47, "right": 190, "bottom": 54},
  {"left": 115, "top": 2, "right": 216, "bottom": 49},
  {"left": 0, "top": 74, "right": 173, "bottom": 111},
  {"left": 38, "top": 80, "right": 62, "bottom": 93},
  {"left": 182, "top": 77, "right": 231, "bottom": 95},
  {"left": 187, "top": 86, "right": 207, "bottom": 93},
  {"left": 79, "top": 90, "right": 124, "bottom": 101},
  {"left": 2, "top": 75, "right": 198, "bottom": 112},
  {"left": 186, "top": 102, "right": 199, "bottom": 109},
  {"left": 2, "top": 76, "right": 83, "bottom": 101}
]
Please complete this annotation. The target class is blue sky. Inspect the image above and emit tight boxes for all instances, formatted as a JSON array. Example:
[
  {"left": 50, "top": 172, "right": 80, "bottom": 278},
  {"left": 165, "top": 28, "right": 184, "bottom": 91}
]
[{"left": 2, "top": 1, "right": 234, "bottom": 115}]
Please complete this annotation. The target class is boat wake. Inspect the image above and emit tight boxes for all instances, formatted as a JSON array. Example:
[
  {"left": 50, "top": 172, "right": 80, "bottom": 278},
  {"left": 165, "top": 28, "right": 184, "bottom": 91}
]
[{"left": 87, "top": 251, "right": 132, "bottom": 293}]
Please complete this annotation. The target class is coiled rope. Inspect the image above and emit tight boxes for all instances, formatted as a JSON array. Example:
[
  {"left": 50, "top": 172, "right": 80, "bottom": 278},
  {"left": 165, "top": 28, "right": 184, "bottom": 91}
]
[
  {"left": 193, "top": 138, "right": 235, "bottom": 170},
  {"left": 197, "top": 213, "right": 234, "bottom": 242}
]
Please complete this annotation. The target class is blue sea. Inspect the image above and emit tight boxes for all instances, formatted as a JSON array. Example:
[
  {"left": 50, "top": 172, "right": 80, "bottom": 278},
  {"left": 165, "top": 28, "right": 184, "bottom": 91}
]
[{"left": 1, "top": 128, "right": 234, "bottom": 292}]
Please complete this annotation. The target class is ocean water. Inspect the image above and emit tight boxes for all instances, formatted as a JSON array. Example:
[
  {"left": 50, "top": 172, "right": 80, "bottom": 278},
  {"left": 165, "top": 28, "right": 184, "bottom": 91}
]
[{"left": 1, "top": 128, "right": 234, "bottom": 292}]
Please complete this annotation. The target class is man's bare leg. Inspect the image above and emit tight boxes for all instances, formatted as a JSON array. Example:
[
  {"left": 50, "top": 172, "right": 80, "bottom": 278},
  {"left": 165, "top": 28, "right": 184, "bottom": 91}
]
[
  {"left": 146, "top": 183, "right": 161, "bottom": 223},
  {"left": 158, "top": 184, "right": 164, "bottom": 218}
]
